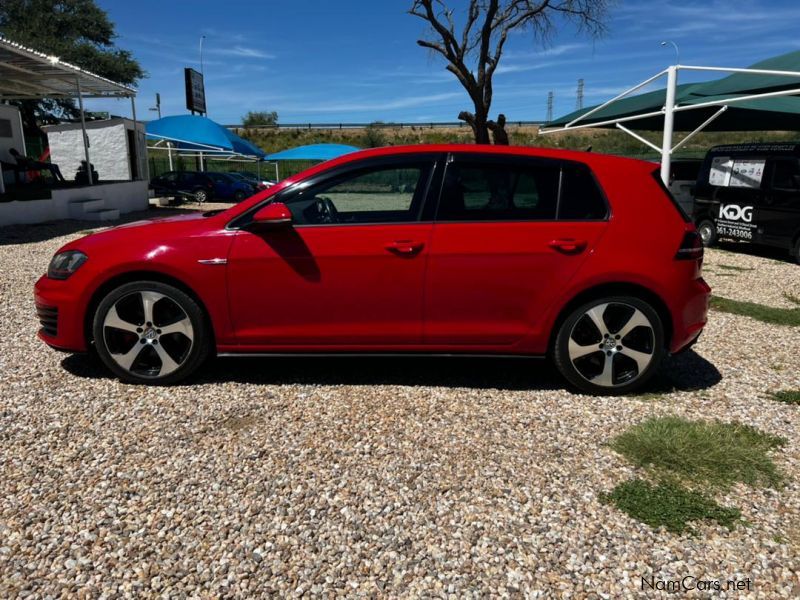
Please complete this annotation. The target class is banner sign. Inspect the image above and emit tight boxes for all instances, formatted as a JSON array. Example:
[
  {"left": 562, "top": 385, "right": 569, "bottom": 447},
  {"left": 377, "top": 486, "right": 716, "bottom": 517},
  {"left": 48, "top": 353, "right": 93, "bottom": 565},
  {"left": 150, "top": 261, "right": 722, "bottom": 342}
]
[{"left": 184, "top": 68, "right": 206, "bottom": 115}]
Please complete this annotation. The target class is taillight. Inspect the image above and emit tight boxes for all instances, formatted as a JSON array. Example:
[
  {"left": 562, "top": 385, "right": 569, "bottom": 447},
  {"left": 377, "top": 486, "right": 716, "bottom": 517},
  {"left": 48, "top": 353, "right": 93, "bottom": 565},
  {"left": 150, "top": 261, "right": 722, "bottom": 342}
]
[{"left": 675, "top": 231, "right": 703, "bottom": 260}]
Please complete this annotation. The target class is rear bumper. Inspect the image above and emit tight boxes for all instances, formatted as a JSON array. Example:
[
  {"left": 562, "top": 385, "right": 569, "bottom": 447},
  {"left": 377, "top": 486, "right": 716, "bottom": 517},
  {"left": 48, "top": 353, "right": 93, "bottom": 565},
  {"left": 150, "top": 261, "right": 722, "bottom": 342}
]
[
  {"left": 34, "top": 275, "right": 88, "bottom": 352},
  {"left": 669, "top": 276, "right": 711, "bottom": 353}
]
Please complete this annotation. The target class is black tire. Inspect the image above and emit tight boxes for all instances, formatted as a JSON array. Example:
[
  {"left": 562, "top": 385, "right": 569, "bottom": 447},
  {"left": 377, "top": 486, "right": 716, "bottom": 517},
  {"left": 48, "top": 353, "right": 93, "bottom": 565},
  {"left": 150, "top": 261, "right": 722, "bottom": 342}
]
[
  {"left": 793, "top": 237, "right": 800, "bottom": 265},
  {"left": 697, "top": 219, "right": 717, "bottom": 247},
  {"left": 233, "top": 190, "right": 247, "bottom": 202},
  {"left": 553, "top": 295, "right": 665, "bottom": 396},
  {"left": 92, "top": 281, "right": 211, "bottom": 385},
  {"left": 194, "top": 188, "right": 209, "bottom": 203}
]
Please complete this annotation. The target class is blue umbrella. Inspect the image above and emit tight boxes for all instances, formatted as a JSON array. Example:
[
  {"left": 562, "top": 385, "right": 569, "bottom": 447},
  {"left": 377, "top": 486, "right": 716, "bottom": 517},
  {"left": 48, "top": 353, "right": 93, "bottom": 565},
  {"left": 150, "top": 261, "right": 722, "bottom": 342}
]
[
  {"left": 266, "top": 143, "right": 360, "bottom": 161},
  {"left": 146, "top": 115, "right": 266, "bottom": 159}
]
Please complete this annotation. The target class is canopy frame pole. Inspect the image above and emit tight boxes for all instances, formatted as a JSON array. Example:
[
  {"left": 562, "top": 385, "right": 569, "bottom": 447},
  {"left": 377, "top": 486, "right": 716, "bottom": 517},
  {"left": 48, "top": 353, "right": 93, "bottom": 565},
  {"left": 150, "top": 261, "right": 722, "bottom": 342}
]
[
  {"left": 76, "top": 76, "right": 93, "bottom": 185},
  {"left": 671, "top": 105, "right": 728, "bottom": 153},
  {"left": 540, "top": 109, "right": 666, "bottom": 134},
  {"left": 565, "top": 68, "right": 668, "bottom": 128},
  {"left": 673, "top": 85, "right": 800, "bottom": 112},
  {"left": 129, "top": 95, "right": 139, "bottom": 181},
  {"left": 275, "top": 162, "right": 279, "bottom": 182},
  {"left": 660, "top": 66, "right": 678, "bottom": 184},
  {"left": 167, "top": 141, "right": 174, "bottom": 171},
  {"left": 615, "top": 123, "right": 662, "bottom": 153}
]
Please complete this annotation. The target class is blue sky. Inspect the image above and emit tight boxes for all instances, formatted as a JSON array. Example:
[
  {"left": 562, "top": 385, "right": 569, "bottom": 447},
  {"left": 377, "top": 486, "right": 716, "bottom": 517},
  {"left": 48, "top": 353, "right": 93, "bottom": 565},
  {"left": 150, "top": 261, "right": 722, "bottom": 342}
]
[{"left": 88, "top": 0, "right": 800, "bottom": 124}]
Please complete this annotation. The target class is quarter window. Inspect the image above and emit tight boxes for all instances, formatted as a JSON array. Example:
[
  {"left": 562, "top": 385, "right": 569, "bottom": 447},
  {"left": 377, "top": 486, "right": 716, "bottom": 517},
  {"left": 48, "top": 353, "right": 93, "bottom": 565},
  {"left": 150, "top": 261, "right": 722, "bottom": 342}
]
[{"left": 558, "top": 163, "right": 607, "bottom": 220}]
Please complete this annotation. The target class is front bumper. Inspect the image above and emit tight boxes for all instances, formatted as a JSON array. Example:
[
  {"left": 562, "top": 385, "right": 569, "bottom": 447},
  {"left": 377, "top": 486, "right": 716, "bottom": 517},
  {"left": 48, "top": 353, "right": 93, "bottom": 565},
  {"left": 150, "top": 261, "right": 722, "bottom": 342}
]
[{"left": 34, "top": 275, "right": 89, "bottom": 352}]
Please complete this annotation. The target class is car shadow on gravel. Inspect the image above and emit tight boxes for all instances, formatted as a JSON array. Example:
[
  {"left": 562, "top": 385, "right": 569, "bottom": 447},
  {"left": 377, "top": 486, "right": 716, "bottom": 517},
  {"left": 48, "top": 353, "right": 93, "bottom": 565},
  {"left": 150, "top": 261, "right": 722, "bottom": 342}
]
[{"left": 60, "top": 349, "right": 721, "bottom": 393}]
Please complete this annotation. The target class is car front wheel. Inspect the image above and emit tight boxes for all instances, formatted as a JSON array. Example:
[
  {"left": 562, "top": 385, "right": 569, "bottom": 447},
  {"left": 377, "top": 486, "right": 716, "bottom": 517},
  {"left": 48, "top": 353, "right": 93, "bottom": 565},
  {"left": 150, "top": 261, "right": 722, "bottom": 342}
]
[
  {"left": 553, "top": 296, "right": 665, "bottom": 395},
  {"left": 92, "top": 281, "right": 210, "bottom": 385}
]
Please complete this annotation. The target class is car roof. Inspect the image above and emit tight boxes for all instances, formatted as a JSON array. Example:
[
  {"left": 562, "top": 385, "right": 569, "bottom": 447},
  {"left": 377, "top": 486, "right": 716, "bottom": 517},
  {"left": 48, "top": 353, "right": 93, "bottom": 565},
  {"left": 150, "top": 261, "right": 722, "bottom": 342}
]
[{"left": 285, "top": 144, "right": 654, "bottom": 182}]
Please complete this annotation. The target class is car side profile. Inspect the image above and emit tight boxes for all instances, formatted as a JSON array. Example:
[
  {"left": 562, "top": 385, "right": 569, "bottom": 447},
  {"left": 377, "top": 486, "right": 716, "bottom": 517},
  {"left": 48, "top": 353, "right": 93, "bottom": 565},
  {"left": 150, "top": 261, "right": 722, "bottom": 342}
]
[
  {"left": 149, "top": 170, "right": 216, "bottom": 203},
  {"left": 35, "top": 145, "right": 710, "bottom": 394}
]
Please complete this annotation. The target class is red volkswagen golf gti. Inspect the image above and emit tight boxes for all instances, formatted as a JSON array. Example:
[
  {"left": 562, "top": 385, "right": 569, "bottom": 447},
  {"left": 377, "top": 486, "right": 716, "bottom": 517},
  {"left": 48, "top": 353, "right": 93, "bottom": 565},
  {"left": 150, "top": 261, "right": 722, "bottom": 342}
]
[{"left": 34, "top": 145, "right": 710, "bottom": 394}]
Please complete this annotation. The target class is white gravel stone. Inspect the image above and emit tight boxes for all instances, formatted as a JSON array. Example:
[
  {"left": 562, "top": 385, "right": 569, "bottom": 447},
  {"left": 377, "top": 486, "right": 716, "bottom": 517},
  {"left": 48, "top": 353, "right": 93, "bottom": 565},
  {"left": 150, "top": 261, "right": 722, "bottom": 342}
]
[{"left": 0, "top": 207, "right": 798, "bottom": 598}]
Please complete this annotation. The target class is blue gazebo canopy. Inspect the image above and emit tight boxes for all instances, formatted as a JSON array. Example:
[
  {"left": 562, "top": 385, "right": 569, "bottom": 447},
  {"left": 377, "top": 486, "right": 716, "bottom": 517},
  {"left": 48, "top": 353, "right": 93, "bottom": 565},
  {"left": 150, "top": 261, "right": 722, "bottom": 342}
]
[
  {"left": 266, "top": 143, "right": 360, "bottom": 161},
  {"left": 146, "top": 115, "right": 266, "bottom": 159}
]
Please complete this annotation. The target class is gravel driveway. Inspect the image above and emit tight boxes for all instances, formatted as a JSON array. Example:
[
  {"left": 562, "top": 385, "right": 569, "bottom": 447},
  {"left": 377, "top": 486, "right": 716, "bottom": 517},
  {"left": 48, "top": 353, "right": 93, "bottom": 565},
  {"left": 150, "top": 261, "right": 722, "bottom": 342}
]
[{"left": 1, "top": 207, "right": 799, "bottom": 598}]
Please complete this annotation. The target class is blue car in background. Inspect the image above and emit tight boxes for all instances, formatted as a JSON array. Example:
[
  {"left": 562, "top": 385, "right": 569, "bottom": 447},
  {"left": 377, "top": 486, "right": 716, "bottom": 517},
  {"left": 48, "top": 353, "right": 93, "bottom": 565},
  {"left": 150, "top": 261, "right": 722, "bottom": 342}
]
[{"left": 207, "top": 171, "right": 258, "bottom": 202}]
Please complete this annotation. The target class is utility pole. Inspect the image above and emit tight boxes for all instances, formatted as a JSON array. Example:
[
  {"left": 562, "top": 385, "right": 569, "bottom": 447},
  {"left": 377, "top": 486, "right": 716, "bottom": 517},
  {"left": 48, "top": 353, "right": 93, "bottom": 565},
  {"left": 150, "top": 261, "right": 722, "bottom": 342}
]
[
  {"left": 546, "top": 91, "right": 554, "bottom": 123},
  {"left": 576, "top": 79, "right": 585, "bottom": 111}
]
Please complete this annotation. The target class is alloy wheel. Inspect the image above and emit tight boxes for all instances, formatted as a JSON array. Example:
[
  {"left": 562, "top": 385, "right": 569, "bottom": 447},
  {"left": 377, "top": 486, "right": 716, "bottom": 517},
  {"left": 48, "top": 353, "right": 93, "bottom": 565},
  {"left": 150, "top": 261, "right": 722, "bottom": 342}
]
[
  {"left": 698, "top": 221, "right": 715, "bottom": 246},
  {"left": 567, "top": 302, "right": 656, "bottom": 389},
  {"left": 102, "top": 290, "right": 194, "bottom": 378}
]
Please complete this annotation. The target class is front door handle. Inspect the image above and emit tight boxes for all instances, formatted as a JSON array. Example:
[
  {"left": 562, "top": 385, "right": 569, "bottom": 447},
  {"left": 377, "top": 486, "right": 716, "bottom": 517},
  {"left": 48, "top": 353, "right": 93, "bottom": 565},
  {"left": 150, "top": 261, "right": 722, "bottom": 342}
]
[
  {"left": 385, "top": 240, "right": 425, "bottom": 256},
  {"left": 548, "top": 238, "right": 587, "bottom": 254}
]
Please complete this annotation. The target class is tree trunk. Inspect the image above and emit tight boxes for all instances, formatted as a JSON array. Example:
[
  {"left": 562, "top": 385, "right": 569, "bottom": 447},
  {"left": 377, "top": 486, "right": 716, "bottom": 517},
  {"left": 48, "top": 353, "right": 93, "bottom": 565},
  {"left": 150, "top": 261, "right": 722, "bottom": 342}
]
[{"left": 458, "top": 107, "right": 491, "bottom": 144}]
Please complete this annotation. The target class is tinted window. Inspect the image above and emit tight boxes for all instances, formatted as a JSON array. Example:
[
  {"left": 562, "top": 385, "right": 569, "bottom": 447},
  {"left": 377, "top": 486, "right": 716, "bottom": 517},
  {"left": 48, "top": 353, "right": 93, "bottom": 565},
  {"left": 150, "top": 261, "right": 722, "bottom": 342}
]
[
  {"left": 285, "top": 163, "right": 429, "bottom": 225},
  {"left": 438, "top": 160, "right": 559, "bottom": 221},
  {"left": 771, "top": 158, "right": 800, "bottom": 191},
  {"left": 558, "top": 163, "right": 607, "bottom": 220}
]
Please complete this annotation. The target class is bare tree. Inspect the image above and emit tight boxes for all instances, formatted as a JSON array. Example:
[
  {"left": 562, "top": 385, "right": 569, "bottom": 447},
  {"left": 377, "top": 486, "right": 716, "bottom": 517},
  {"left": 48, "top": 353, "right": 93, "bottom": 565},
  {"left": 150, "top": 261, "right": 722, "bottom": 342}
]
[{"left": 409, "top": 0, "right": 610, "bottom": 144}]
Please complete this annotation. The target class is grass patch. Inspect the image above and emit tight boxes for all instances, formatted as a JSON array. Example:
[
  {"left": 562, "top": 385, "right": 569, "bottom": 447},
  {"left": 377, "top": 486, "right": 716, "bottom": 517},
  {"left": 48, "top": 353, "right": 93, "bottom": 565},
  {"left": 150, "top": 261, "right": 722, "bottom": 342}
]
[
  {"left": 771, "top": 390, "right": 800, "bottom": 405},
  {"left": 610, "top": 416, "right": 786, "bottom": 490},
  {"left": 717, "top": 264, "right": 754, "bottom": 272},
  {"left": 600, "top": 479, "right": 740, "bottom": 534},
  {"left": 710, "top": 296, "right": 800, "bottom": 327}
]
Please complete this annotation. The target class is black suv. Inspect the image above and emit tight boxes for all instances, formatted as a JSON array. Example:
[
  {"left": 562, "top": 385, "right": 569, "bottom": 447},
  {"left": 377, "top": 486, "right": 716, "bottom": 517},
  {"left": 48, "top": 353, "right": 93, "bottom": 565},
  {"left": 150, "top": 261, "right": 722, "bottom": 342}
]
[
  {"left": 149, "top": 171, "right": 216, "bottom": 203},
  {"left": 692, "top": 143, "right": 800, "bottom": 263}
]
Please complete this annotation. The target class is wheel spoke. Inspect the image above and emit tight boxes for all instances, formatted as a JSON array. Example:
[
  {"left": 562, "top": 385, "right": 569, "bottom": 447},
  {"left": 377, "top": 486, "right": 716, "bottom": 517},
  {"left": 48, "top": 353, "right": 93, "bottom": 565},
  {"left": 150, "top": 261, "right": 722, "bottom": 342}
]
[
  {"left": 569, "top": 338, "right": 600, "bottom": 361},
  {"left": 593, "top": 354, "right": 615, "bottom": 387},
  {"left": 114, "top": 343, "right": 145, "bottom": 371},
  {"left": 615, "top": 308, "right": 651, "bottom": 340},
  {"left": 140, "top": 291, "right": 164, "bottom": 325},
  {"left": 153, "top": 343, "right": 180, "bottom": 375},
  {"left": 620, "top": 347, "right": 653, "bottom": 373},
  {"left": 104, "top": 305, "right": 139, "bottom": 333},
  {"left": 159, "top": 316, "right": 193, "bottom": 340},
  {"left": 584, "top": 304, "right": 609, "bottom": 337}
]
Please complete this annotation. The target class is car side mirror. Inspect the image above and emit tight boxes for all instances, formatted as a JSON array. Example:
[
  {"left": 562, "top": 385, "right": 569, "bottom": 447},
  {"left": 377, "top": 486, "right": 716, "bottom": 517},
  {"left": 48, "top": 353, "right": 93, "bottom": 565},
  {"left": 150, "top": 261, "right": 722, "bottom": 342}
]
[{"left": 251, "top": 202, "right": 292, "bottom": 226}]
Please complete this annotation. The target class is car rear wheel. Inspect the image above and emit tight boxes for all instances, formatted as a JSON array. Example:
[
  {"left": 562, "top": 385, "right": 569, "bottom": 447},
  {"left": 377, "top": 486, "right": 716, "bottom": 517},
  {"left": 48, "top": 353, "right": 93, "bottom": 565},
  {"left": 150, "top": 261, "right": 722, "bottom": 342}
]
[
  {"left": 793, "top": 237, "right": 800, "bottom": 265},
  {"left": 92, "top": 281, "right": 210, "bottom": 385},
  {"left": 233, "top": 190, "right": 247, "bottom": 202},
  {"left": 697, "top": 219, "right": 716, "bottom": 247},
  {"left": 553, "top": 296, "right": 665, "bottom": 395}
]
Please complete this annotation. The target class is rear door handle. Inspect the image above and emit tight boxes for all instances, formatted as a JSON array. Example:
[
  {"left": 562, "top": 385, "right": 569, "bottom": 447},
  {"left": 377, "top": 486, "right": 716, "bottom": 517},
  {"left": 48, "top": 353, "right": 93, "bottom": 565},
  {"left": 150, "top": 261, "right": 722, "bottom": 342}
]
[
  {"left": 385, "top": 240, "right": 425, "bottom": 256},
  {"left": 548, "top": 238, "right": 587, "bottom": 254}
]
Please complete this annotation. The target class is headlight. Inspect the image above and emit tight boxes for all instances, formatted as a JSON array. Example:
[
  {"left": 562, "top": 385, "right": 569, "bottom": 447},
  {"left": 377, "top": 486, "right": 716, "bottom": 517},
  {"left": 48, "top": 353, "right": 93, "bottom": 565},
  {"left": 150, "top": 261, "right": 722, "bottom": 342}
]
[{"left": 47, "top": 250, "right": 87, "bottom": 280}]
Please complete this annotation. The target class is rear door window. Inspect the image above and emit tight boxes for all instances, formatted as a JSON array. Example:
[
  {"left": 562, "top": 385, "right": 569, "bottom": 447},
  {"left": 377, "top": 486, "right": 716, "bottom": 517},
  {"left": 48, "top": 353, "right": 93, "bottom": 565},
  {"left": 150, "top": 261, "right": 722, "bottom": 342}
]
[{"left": 437, "top": 159, "right": 559, "bottom": 221}]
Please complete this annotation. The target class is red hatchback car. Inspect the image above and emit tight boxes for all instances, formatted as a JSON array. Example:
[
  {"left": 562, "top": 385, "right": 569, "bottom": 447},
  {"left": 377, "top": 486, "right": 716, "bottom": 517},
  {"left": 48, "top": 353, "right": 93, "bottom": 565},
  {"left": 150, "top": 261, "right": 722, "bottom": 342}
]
[{"left": 35, "top": 145, "right": 710, "bottom": 394}]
